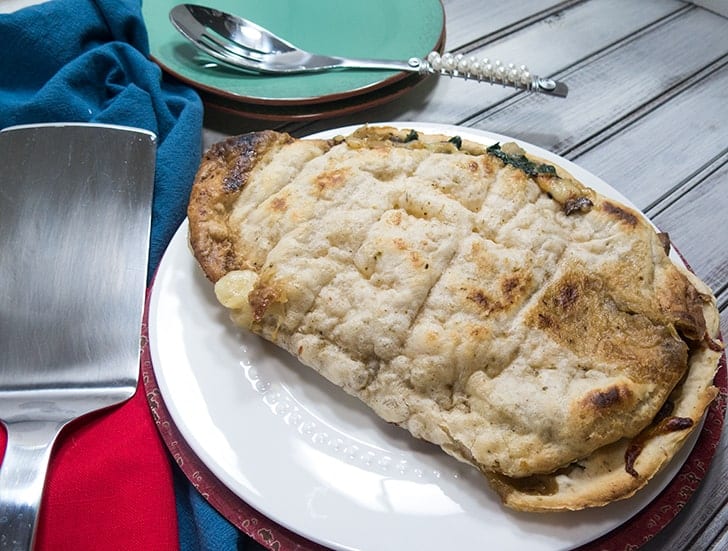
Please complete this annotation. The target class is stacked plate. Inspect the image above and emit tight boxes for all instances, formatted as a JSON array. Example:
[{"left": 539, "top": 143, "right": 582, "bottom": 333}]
[{"left": 142, "top": 0, "right": 446, "bottom": 120}]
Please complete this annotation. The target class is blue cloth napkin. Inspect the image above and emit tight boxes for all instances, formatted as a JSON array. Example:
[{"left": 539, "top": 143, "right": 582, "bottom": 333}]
[
  {"left": 0, "top": 1, "right": 262, "bottom": 549},
  {"left": 1, "top": 0, "right": 197, "bottom": 277}
]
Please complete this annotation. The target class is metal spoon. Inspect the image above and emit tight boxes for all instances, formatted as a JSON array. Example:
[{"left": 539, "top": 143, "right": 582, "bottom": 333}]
[{"left": 169, "top": 4, "right": 568, "bottom": 97}]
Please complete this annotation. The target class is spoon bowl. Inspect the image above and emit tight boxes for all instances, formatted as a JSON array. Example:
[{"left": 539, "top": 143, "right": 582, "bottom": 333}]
[
  {"left": 169, "top": 3, "right": 418, "bottom": 74},
  {"left": 172, "top": 4, "right": 296, "bottom": 58}
]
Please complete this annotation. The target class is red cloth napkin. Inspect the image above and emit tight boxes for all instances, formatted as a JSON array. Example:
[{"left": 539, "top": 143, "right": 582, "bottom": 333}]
[{"left": 0, "top": 370, "right": 179, "bottom": 551}]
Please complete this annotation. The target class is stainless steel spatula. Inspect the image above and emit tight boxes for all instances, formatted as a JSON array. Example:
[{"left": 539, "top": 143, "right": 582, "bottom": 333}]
[{"left": 0, "top": 123, "right": 156, "bottom": 550}]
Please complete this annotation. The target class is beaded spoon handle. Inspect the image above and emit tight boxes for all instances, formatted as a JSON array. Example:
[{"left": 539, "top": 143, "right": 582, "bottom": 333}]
[{"left": 418, "top": 52, "right": 568, "bottom": 97}]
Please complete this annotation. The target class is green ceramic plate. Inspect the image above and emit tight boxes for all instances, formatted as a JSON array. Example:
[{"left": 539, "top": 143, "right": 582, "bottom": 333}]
[{"left": 143, "top": 0, "right": 445, "bottom": 105}]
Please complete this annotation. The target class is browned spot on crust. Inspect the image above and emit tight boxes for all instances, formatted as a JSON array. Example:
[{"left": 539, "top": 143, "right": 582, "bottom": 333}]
[
  {"left": 501, "top": 276, "right": 520, "bottom": 296},
  {"left": 314, "top": 167, "right": 349, "bottom": 195},
  {"left": 462, "top": 242, "right": 535, "bottom": 316},
  {"left": 556, "top": 283, "right": 579, "bottom": 309},
  {"left": 462, "top": 266, "right": 533, "bottom": 319},
  {"left": 592, "top": 387, "right": 621, "bottom": 408},
  {"left": 214, "top": 133, "right": 282, "bottom": 192},
  {"left": 526, "top": 270, "right": 688, "bottom": 385},
  {"left": 657, "top": 232, "right": 671, "bottom": 255},
  {"left": 468, "top": 160, "right": 479, "bottom": 173},
  {"left": 248, "top": 281, "right": 286, "bottom": 322},
  {"left": 585, "top": 385, "right": 632, "bottom": 411},
  {"left": 467, "top": 289, "right": 491, "bottom": 310},
  {"left": 468, "top": 325, "right": 489, "bottom": 339},
  {"left": 270, "top": 195, "right": 288, "bottom": 212},
  {"left": 602, "top": 201, "right": 639, "bottom": 226},
  {"left": 536, "top": 312, "right": 554, "bottom": 328},
  {"left": 500, "top": 272, "right": 532, "bottom": 304}
]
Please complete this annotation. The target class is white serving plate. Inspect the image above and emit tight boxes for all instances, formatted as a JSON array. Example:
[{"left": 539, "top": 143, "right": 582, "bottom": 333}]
[{"left": 148, "top": 123, "right": 699, "bottom": 551}]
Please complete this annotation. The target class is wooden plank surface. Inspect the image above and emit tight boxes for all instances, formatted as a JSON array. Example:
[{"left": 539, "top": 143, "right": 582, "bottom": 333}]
[
  {"left": 202, "top": 0, "right": 687, "bottom": 145},
  {"left": 569, "top": 58, "right": 728, "bottom": 210},
  {"left": 440, "top": 0, "right": 572, "bottom": 50},
  {"left": 649, "top": 159, "right": 728, "bottom": 301},
  {"left": 467, "top": 7, "right": 728, "bottom": 153},
  {"left": 689, "top": 0, "right": 728, "bottom": 17},
  {"left": 277, "top": 0, "right": 684, "bottom": 139}
]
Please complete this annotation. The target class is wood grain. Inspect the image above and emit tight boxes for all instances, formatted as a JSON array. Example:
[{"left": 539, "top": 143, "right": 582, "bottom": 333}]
[
  {"left": 689, "top": 0, "right": 728, "bottom": 17},
  {"left": 467, "top": 7, "right": 728, "bottom": 153},
  {"left": 288, "top": 0, "right": 683, "bottom": 137},
  {"left": 649, "top": 160, "right": 728, "bottom": 303},
  {"left": 572, "top": 61, "right": 728, "bottom": 210},
  {"left": 441, "top": 0, "right": 573, "bottom": 50}
]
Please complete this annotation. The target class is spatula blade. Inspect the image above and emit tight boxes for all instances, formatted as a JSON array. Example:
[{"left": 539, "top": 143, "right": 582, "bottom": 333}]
[
  {"left": 0, "top": 122, "right": 156, "bottom": 550},
  {"left": 0, "top": 123, "right": 155, "bottom": 396}
]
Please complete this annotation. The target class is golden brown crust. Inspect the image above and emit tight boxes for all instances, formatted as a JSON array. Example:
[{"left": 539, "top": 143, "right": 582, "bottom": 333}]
[
  {"left": 187, "top": 131, "right": 296, "bottom": 282},
  {"left": 486, "top": 261, "right": 722, "bottom": 511},
  {"left": 486, "top": 342, "right": 721, "bottom": 511},
  {"left": 187, "top": 126, "right": 723, "bottom": 512}
]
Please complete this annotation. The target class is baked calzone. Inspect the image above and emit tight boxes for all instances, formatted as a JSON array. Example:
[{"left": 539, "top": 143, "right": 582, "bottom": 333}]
[{"left": 187, "top": 126, "right": 723, "bottom": 511}]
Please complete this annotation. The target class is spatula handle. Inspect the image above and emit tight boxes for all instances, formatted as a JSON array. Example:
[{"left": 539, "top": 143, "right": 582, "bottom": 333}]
[{"left": 0, "top": 420, "right": 65, "bottom": 551}]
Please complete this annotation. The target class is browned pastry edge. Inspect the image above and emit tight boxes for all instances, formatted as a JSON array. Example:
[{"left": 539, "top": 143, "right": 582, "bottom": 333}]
[{"left": 187, "top": 131, "right": 296, "bottom": 282}]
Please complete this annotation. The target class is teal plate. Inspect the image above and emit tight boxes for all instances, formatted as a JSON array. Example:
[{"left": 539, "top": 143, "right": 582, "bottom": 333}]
[{"left": 143, "top": 0, "right": 445, "bottom": 106}]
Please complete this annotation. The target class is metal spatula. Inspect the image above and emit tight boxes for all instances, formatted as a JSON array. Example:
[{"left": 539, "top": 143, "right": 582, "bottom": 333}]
[{"left": 0, "top": 123, "right": 156, "bottom": 550}]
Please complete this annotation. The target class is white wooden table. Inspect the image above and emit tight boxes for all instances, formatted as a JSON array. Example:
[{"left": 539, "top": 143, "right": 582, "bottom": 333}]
[{"left": 202, "top": 1, "right": 728, "bottom": 549}]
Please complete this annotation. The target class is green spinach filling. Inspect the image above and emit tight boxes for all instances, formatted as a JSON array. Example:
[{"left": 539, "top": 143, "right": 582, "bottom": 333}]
[{"left": 486, "top": 142, "right": 558, "bottom": 178}]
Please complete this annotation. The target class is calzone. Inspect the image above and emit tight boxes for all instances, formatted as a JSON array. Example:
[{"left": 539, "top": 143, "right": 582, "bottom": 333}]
[{"left": 187, "top": 126, "right": 723, "bottom": 511}]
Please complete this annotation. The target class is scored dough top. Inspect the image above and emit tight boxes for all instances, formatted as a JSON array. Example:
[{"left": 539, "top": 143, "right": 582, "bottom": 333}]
[{"left": 188, "top": 126, "right": 721, "bottom": 510}]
